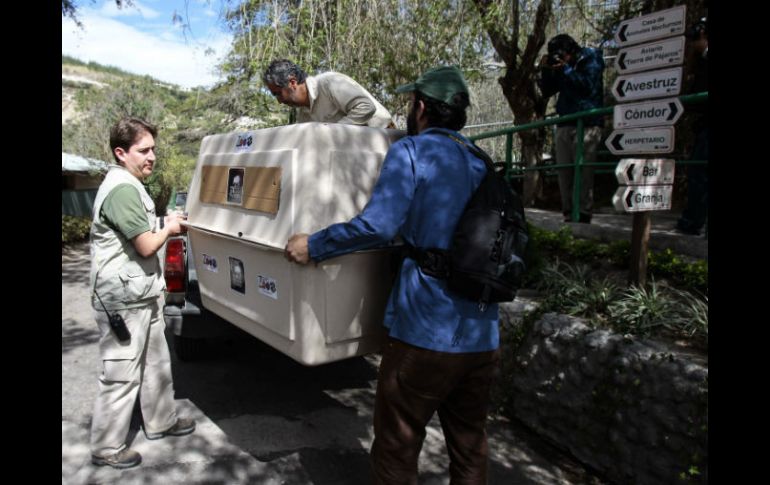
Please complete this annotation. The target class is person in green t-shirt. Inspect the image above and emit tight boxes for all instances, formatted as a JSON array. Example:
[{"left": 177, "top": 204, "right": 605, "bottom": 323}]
[{"left": 88, "top": 117, "right": 194, "bottom": 469}]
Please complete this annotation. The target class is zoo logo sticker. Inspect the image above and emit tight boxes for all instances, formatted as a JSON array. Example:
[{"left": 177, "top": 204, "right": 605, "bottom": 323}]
[
  {"left": 234, "top": 132, "right": 254, "bottom": 152},
  {"left": 202, "top": 254, "right": 218, "bottom": 273},
  {"left": 257, "top": 275, "right": 278, "bottom": 300}
]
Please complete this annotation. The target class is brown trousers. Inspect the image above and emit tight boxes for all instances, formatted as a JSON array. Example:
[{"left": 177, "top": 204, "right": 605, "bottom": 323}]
[{"left": 371, "top": 337, "right": 500, "bottom": 485}]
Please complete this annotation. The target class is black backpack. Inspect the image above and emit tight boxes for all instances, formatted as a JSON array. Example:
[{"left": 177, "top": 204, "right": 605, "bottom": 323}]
[{"left": 406, "top": 132, "right": 529, "bottom": 311}]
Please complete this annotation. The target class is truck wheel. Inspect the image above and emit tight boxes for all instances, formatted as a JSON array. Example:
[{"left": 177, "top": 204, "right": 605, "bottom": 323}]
[{"left": 173, "top": 335, "right": 205, "bottom": 361}]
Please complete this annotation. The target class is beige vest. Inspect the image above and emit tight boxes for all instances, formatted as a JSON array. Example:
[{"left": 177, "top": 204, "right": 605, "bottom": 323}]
[
  {"left": 89, "top": 165, "right": 165, "bottom": 310},
  {"left": 297, "top": 72, "right": 393, "bottom": 128}
]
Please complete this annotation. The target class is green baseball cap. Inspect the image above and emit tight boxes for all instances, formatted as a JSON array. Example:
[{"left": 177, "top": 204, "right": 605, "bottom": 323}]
[{"left": 395, "top": 66, "right": 469, "bottom": 106}]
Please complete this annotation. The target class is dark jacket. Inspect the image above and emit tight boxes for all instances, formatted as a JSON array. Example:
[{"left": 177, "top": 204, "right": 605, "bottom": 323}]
[
  {"left": 539, "top": 47, "right": 605, "bottom": 127},
  {"left": 690, "top": 50, "right": 708, "bottom": 132}
]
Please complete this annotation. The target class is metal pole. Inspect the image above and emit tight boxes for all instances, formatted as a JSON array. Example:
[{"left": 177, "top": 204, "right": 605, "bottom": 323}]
[
  {"left": 629, "top": 212, "right": 651, "bottom": 287},
  {"left": 571, "top": 119, "right": 584, "bottom": 223},
  {"left": 505, "top": 132, "right": 513, "bottom": 183}
]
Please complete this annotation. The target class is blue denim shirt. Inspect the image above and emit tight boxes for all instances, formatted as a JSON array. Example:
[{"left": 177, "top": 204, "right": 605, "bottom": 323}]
[
  {"left": 539, "top": 47, "right": 605, "bottom": 127},
  {"left": 308, "top": 128, "right": 500, "bottom": 353}
]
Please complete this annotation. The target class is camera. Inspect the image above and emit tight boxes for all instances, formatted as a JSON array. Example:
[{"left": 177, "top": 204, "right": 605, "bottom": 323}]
[
  {"left": 547, "top": 50, "right": 566, "bottom": 66},
  {"left": 546, "top": 34, "right": 579, "bottom": 67},
  {"left": 108, "top": 312, "right": 131, "bottom": 342}
]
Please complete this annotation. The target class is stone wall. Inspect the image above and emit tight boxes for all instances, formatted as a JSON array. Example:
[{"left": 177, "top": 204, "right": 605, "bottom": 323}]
[{"left": 506, "top": 313, "right": 708, "bottom": 484}]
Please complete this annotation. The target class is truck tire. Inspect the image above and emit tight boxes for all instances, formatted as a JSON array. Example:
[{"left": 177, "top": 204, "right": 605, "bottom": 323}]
[{"left": 173, "top": 335, "right": 205, "bottom": 361}]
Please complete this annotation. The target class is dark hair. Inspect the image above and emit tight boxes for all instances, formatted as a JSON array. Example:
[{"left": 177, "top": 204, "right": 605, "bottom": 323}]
[
  {"left": 547, "top": 34, "right": 581, "bottom": 57},
  {"left": 414, "top": 91, "right": 469, "bottom": 131},
  {"left": 109, "top": 117, "right": 157, "bottom": 163},
  {"left": 686, "top": 17, "right": 707, "bottom": 40},
  {"left": 263, "top": 59, "right": 307, "bottom": 87}
]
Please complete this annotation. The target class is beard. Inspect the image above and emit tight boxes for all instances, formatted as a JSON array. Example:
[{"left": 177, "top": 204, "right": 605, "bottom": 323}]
[{"left": 406, "top": 103, "right": 419, "bottom": 136}]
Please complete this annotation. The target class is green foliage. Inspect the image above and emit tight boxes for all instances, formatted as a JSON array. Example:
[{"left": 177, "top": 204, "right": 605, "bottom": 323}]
[
  {"left": 520, "top": 223, "right": 547, "bottom": 287},
  {"left": 527, "top": 225, "right": 707, "bottom": 295},
  {"left": 648, "top": 249, "right": 708, "bottom": 294},
  {"left": 607, "top": 239, "right": 632, "bottom": 267},
  {"left": 63, "top": 0, "right": 136, "bottom": 30},
  {"left": 608, "top": 278, "right": 680, "bottom": 336},
  {"left": 220, "top": 0, "right": 488, "bottom": 119},
  {"left": 62, "top": 77, "right": 184, "bottom": 162},
  {"left": 568, "top": 277, "right": 622, "bottom": 322},
  {"left": 62, "top": 54, "right": 86, "bottom": 67},
  {"left": 62, "top": 215, "right": 91, "bottom": 245},
  {"left": 62, "top": 0, "right": 82, "bottom": 28},
  {"left": 536, "top": 260, "right": 621, "bottom": 325},
  {"left": 62, "top": 61, "right": 205, "bottom": 213},
  {"left": 84, "top": 61, "right": 142, "bottom": 79},
  {"left": 533, "top": 262, "right": 708, "bottom": 346},
  {"left": 668, "top": 287, "right": 709, "bottom": 341},
  {"left": 144, "top": 145, "right": 197, "bottom": 215}
]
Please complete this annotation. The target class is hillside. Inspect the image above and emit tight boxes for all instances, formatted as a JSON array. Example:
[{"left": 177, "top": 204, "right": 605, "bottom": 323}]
[
  {"left": 62, "top": 56, "right": 188, "bottom": 126},
  {"left": 62, "top": 63, "right": 112, "bottom": 125},
  {"left": 61, "top": 55, "right": 285, "bottom": 155}
]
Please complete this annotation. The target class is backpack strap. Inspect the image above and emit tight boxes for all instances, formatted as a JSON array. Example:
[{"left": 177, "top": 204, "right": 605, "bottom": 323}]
[
  {"left": 429, "top": 129, "right": 496, "bottom": 172},
  {"left": 403, "top": 243, "right": 450, "bottom": 278},
  {"left": 403, "top": 129, "right": 493, "bottom": 280}
]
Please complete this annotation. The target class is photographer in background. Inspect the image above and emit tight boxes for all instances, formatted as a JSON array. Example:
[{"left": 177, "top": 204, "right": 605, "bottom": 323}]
[{"left": 538, "top": 34, "right": 605, "bottom": 224}]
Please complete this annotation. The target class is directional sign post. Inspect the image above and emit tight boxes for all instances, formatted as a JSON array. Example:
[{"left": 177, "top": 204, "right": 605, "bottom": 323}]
[
  {"left": 612, "top": 185, "right": 674, "bottom": 212},
  {"left": 613, "top": 98, "right": 683, "bottom": 129},
  {"left": 612, "top": 67, "right": 683, "bottom": 102},
  {"left": 614, "top": 5, "right": 686, "bottom": 47},
  {"left": 615, "top": 158, "right": 675, "bottom": 185},
  {"left": 612, "top": 6, "right": 686, "bottom": 287},
  {"left": 606, "top": 126, "right": 675, "bottom": 155},
  {"left": 616, "top": 36, "right": 685, "bottom": 74}
]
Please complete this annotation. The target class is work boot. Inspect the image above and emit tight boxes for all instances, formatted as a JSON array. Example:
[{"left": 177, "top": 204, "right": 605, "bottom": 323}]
[
  {"left": 91, "top": 448, "right": 142, "bottom": 469},
  {"left": 144, "top": 417, "right": 196, "bottom": 440}
]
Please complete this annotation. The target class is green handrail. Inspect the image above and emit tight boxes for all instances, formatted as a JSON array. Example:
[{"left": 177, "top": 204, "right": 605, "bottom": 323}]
[{"left": 468, "top": 91, "right": 708, "bottom": 222}]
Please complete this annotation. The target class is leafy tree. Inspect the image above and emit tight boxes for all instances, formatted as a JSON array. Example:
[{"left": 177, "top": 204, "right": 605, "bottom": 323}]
[
  {"left": 62, "top": 1, "right": 135, "bottom": 29},
  {"left": 218, "top": 0, "right": 488, "bottom": 121},
  {"left": 62, "top": 78, "right": 173, "bottom": 161},
  {"left": 471, "top": 0, "right": 553, "bottom": 206},
  {"left": 62, "top": 76, "right": 192, "bottom": 211},
  {"left": 144, "top": 145, "right": 196, "bottom": 215},
  {"left": 469, "top": 0, "right": 706, "bottom": 206}
]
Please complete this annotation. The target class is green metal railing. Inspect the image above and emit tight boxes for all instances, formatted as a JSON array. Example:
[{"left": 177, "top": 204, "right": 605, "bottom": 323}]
[{"left": 468, "top": 91, "right": 708, "bottom": 222}]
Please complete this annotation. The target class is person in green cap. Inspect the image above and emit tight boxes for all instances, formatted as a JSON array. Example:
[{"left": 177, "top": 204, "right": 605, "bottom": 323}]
[{"left": 285, "top": 66, "right": 500, "bottom": 484}]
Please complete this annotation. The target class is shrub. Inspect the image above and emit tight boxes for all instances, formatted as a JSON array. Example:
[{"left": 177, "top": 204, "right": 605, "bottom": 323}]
[
  {"left": 62, "top": 215, "right": 91, "bottom": 245},
  {"left": 609, "top": 278, "right": 680, "bottom": 336},
  {"left": 668, "top": 287, "right": 708, "bottom": 343},
  {"left": 607, "top": 278, "right": 708, "bottom": 345},
  {"left": 532, "top": 262, "right": 708, "bottom": 345},
  {"left": 527, "top": 226, "right": 707, "bottom": 294}
]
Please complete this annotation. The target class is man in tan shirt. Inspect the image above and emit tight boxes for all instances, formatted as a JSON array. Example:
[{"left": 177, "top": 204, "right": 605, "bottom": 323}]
[{"left": 263, "top": 59, "right": 394, "bottom": 128}]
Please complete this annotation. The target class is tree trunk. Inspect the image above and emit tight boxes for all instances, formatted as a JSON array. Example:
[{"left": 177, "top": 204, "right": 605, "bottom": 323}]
[
  {"left": 474, "top": 0, "right": 553, "bottom": 207},
  {"left": 497, "top": 67, "right": 549, "bottom": 207},
  {"left": 519, "top": 130, "right": 545, "bottom": 206}
]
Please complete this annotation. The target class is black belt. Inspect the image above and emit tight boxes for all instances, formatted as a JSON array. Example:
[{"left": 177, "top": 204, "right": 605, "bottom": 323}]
[{"left": 404, "top": 244, "right": 450, "bottom": 279}]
